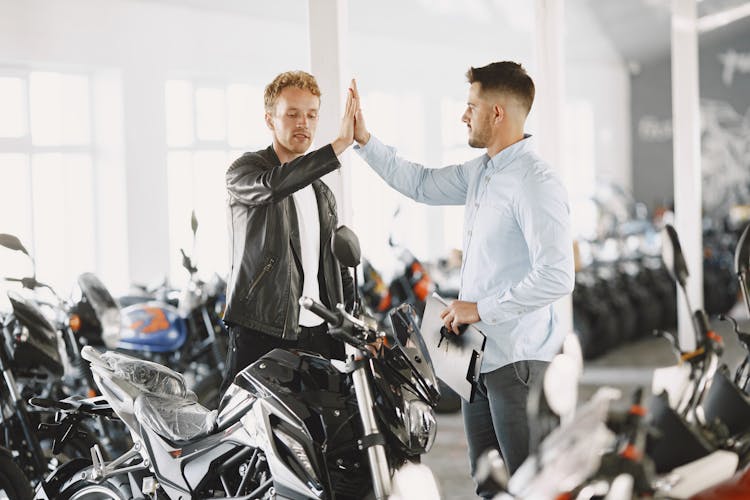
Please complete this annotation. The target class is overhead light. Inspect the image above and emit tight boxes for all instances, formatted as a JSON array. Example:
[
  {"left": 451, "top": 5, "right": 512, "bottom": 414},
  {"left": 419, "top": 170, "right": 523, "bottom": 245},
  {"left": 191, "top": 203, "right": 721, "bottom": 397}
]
[{"left": 697, "top": 2, "right": 750, "bottom": 33}]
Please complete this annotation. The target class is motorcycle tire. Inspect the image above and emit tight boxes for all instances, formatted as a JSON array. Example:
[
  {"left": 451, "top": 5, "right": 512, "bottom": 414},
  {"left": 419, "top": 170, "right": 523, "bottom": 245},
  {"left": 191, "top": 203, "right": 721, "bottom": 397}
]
[
  {"left": 0, "top": 447, "right": 33, "bottom": 500},
  {"left": 58, "top": 471, "right": 132, "bottom": 500}
]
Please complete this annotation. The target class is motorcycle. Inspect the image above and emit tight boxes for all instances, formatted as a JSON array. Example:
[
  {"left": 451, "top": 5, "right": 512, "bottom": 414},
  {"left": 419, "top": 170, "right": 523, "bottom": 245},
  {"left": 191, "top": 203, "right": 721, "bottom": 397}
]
[
  {"left": 116, "top": 212, "right": 228, "bottom": 408},
  {"left": 0, "top": 445, "right": 34, "bottom": 499},
  {"left": 0, "top": 234, "right": 113, "bottom": 483},
  {"left": 34, "top": 226, "right": 442, "bottom": 500},
  {"left": 360, "top": 233, "right": 462, "bottom": 414}
]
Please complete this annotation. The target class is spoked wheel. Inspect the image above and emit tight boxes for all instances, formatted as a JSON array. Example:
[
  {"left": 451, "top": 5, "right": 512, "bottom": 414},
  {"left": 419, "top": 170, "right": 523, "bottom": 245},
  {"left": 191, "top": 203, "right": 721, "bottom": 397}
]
[{"left": 0, "top": 449, "right": 33, "bottom": 500}]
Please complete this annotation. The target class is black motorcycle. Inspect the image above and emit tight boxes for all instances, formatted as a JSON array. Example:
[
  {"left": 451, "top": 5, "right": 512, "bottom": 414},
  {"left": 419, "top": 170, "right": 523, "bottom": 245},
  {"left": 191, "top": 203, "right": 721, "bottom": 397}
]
[{"left": 35, "top": 226, "right": 441, "bottom": 500}]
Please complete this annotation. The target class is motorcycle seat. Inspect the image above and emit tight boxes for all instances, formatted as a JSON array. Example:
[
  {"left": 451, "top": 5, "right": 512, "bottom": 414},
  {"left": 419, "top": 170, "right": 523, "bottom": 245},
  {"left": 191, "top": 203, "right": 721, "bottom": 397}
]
[
  {"left": 135, "top": 392, "right": 218, "bottom": 443},
  {"left": 95, "top": 348, "right": 191, "bottom": 399},
  {"left": 81, "top": 347, "right": 218, "bottom": 443}
]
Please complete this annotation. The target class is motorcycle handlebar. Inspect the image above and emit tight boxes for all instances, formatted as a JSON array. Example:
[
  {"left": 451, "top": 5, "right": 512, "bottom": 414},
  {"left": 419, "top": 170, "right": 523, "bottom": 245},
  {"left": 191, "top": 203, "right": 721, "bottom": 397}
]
[{"left": 299, "top": 297, "right": 342, "bottom": 327}]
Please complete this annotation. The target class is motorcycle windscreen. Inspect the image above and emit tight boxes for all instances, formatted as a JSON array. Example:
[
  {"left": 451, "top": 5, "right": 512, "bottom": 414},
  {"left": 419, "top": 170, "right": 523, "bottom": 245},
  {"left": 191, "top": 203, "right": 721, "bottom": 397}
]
[
  {"left": 6, "top": 290, "right": 64, "bottom": 377},
  {"left": 388, "top": 304, "right": 441, "bottom": 405},
  {"left": 76, "top": 272, "right": 121, "bottom": 348}
]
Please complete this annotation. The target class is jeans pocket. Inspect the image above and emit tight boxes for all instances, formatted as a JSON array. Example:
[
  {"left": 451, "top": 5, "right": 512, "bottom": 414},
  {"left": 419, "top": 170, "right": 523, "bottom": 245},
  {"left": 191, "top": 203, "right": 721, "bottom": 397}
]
[{"left": 511, "top": 360, "right": 531, "bottom": 387}]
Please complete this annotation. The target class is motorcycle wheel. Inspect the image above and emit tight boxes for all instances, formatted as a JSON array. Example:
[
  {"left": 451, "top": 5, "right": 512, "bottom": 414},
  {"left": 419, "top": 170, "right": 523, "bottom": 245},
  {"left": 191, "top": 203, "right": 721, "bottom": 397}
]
[
  {"left": 59, "top": 473, "right": 131, "bottom": 500},
  {"left": 0, "top": 449, "right": 33, "bottom": 500}
]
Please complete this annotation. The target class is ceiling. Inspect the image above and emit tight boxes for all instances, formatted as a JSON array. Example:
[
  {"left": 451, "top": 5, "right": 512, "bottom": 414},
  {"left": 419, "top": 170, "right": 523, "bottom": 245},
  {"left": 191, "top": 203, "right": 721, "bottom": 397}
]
[{"left": 586, "top": 0, "right": 750, "bottom": 66}]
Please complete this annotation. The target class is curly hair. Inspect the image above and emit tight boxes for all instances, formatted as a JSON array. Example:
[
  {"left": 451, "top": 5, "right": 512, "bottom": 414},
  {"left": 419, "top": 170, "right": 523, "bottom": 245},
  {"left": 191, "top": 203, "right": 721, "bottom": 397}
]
[
  {"left": 264, "top": 71, "right": 321, "bottom": 113},
  {"left": 466, "top": 62, "right": 535, "bottom": 115}
]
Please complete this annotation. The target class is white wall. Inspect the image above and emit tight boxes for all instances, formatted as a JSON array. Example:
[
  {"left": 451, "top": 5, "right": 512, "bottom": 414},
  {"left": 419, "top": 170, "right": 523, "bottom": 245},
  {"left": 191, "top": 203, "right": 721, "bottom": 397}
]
[
  {"left": 0, "top": 0, "right": 309, "bottom": 289},
  {"left": 0, "top": 0, "right": 632, "bottom": 289},
  {"left": 565, "top": 0, "right": 632, "bottom": 192}
]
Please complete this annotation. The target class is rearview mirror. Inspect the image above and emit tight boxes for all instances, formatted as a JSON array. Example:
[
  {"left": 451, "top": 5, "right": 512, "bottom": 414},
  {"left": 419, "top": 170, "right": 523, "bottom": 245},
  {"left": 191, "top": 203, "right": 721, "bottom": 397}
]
[
  {"left": 661, "top": 224, "right": 689, "bottom": 288},
  {"left": 332, "top": 226, "right": 361, "bottom": 268},
  {"left": 562, "top": 333, "right": 584, "bottom": 377},
  {"left": 0, "top": 233, "right": 30, "bottom": 256},
  {"left": 543, "top": 353, "right": 579, "bottom": 420}
]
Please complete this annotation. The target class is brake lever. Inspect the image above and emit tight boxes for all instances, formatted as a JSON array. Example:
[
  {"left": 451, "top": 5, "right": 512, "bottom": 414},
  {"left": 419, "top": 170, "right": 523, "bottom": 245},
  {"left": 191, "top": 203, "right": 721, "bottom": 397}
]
[
  {"left": 719, "top": 314, "right": 750, "bottom": 350},
  {"left": 653, "top": 329, "right": 682, "bottom": 356}
]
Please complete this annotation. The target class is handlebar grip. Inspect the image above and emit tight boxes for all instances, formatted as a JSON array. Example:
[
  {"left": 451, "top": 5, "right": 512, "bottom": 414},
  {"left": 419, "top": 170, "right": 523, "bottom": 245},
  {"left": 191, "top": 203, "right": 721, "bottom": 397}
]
[
  {"left": 693, "top": 310, "right": 710, "bottom": 344},
  {"left": 299, "top": 297, "right": 341, "bottom": 327}
]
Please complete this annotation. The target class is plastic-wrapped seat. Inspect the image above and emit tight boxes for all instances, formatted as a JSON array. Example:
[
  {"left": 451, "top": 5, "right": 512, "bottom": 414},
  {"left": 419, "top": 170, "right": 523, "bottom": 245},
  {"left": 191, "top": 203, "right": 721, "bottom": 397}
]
[
  {"left": 97, "top": 350, "right": 217, "bottom": 442},
  {"left": 134, "top": 393, "right": 217, "bottom": 443},
  {"left": 100, "top": 350, "right": 189, "bottom": 398}
]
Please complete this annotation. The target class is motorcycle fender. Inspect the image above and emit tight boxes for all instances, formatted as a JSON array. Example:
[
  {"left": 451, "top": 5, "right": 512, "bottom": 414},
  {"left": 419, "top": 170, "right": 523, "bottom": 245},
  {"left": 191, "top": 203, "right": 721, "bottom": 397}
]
[{"left": 34, "top": 457, "right": 92, "bottom": 499}]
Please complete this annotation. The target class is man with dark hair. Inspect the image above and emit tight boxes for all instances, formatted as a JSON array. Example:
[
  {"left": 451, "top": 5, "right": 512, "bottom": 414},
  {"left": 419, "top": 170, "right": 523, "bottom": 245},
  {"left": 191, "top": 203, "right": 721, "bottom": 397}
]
[
  {"left": 351, "top": 61, "right": 574, "bottom": 497},
  {"left": 221, "top": 71, "right": 357, "bottom": 394}
]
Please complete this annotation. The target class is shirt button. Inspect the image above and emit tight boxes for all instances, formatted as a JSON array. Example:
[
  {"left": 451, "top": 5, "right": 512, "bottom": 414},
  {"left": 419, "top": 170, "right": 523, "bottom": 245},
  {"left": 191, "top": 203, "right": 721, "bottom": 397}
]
[
  {"left": 468, "top": 230, "right": 472, "bottom": 236},
  {"left": 475, "top": 202, "right": 479, "bottom": 208}
]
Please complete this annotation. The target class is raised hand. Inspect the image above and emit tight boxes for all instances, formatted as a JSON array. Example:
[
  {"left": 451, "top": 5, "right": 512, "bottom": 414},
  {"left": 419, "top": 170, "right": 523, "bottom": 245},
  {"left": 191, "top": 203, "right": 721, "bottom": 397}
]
[
  {"left": 351, "top": 79, "right": 371, "bottom": 145},
  {"left": 332, "top": 86, "right": 357, "bottom": 156}
]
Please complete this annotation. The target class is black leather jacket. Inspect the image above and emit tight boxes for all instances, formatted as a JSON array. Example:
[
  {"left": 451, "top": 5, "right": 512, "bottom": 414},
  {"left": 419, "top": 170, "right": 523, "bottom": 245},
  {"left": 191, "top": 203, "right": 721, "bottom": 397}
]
[{"left": 224, "top": 143, "right": 354, "bottom": 340}]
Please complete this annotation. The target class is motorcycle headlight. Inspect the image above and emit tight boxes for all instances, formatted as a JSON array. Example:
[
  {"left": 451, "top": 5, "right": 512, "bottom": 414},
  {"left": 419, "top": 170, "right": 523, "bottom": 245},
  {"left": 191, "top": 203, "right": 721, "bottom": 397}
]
[
  {"left": 403, "top": 399, "right": 437, "bottom": 453},
  {"left": 100, "top": 307, "right": 121, "bottom": 349}
]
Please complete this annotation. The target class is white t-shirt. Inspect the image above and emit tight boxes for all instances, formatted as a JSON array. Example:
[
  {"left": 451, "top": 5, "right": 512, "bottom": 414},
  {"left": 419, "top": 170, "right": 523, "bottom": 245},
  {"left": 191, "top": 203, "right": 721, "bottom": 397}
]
[{"left": 292, "top": 185, "right": 324, "bottom": 327}]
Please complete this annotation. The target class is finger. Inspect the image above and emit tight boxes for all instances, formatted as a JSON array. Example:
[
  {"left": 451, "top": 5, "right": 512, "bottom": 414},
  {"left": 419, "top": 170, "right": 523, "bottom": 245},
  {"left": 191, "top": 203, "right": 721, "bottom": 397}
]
[
  {"left": 346, "top": 93, "right": 356, "bottom": 116},
  {"left": 440, "top": 308, "right": 449, "bottom": 320},
  {"left": 352, "top": 78, "right": 359, "bottom": 98}
]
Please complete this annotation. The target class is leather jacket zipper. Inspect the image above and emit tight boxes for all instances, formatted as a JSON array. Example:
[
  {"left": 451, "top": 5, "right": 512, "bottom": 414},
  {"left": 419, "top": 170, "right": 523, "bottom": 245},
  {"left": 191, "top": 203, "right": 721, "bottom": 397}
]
[{"left": 245, "top": 257, "right": 275, "bottom": 301}]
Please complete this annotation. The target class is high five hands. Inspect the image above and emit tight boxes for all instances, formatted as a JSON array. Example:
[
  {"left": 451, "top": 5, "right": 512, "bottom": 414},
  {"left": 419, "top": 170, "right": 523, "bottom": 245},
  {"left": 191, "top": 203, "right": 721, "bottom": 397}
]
[
  {"left": 350, "top": 79, "right": 370, "bottom": 146},
  {"left": 332, "top": 79, "right": 371, "bottom": 157},
  {"left": 331, "top": 85, "right": 357, "bottom": 156}
]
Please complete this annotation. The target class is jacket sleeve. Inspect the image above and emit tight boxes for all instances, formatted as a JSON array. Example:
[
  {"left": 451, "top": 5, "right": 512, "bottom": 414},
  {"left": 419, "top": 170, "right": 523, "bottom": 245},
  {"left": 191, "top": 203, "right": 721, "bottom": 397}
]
[{"left": 227, "top": 144, "right": 340, "bottom": 206}]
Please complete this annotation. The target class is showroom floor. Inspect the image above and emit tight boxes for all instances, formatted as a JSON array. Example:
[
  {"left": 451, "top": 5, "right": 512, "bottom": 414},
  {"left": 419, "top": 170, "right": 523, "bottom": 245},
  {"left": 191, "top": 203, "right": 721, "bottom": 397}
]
[{"left": 423, "top": 307, "right": 750, "bottom": 499}]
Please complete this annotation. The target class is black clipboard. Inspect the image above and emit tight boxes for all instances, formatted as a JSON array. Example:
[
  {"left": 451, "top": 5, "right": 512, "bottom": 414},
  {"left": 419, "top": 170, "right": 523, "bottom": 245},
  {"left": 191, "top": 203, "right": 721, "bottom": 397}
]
[{"left": 421, "top": 293, "right": 486, "bottom": 402}]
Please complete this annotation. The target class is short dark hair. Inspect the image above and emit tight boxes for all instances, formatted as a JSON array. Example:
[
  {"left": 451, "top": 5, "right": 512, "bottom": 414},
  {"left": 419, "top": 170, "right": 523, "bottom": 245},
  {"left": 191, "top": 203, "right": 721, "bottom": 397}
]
[{"left": 466, "top": 61, "right": 535, "bottom": 115}]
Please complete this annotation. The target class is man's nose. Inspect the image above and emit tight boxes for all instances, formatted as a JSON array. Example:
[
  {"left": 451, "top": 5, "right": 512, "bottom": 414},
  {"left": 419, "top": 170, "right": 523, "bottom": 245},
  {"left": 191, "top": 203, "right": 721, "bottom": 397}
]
[{"left": 297, "top": 115, "right": 308, "bottom": 128}]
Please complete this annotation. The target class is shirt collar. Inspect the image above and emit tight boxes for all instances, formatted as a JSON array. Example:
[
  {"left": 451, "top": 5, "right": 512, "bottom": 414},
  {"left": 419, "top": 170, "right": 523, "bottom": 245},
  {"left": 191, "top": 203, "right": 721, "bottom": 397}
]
[{"left": 486, "top": 133, "right": 533, "bottom": 171}]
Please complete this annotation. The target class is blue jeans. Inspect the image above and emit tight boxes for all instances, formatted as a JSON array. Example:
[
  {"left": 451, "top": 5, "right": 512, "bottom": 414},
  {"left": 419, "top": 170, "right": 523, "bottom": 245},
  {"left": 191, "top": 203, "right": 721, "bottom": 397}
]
[{"left": 462, "top": 360, "right": 549, "bottom": 499}]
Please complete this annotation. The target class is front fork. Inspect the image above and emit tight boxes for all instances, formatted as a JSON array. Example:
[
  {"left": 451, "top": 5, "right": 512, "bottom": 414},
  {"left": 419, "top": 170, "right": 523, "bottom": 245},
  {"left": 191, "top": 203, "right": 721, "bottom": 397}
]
[
  {"left": 1, "top": 363, "right": 47, "bottom": 476},
  {"left": 348, "top": 345, "right": 392, "bottom": 500}
]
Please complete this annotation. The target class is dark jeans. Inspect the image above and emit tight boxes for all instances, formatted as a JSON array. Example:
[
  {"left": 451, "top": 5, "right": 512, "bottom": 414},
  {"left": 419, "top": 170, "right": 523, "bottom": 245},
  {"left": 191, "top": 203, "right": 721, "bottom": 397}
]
[
  {"left": 219, "top": 323, "right": 345, "bottom": 396},
  {"left": 462, "top": 360, "right": 549, "bottom": 499}
]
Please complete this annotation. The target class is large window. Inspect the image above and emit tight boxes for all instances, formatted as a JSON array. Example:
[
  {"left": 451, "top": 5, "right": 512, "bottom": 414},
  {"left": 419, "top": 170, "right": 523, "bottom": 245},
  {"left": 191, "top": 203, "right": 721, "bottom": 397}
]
[
  {"left": 0, "top": 70, "right": 97, "bottom": 293},
  {"left": 164, "top": 80, "right": 266, "bottom": 284}
]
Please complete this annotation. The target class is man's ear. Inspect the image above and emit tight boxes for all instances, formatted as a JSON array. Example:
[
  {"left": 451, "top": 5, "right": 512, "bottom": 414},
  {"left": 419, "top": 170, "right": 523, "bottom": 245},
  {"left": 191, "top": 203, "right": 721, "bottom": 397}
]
[
  {"left": 265, "top": 112, "right": 274, "bottom": 131},
  {"left": 493, "top": 103, "right": 505, "bottom": 124}
]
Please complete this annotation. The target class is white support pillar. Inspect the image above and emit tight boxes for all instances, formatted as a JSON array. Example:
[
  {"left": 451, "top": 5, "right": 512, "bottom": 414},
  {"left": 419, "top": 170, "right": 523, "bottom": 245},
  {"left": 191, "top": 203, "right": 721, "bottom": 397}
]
[
  {"left": 308, "top": 0, "right": 352, "bottom": 225},
  {"left": 671, "top": 0, "right": 703, "bottom": 350},
  {"left": 534, "top": 0, "right": 574, "bottom": 335}
]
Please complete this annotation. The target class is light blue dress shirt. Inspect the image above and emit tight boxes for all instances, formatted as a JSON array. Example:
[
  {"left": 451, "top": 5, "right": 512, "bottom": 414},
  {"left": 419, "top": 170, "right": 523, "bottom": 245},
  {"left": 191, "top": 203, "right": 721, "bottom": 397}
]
[{"left": 354, "top": 135, "right": 575, "bottom": 373}]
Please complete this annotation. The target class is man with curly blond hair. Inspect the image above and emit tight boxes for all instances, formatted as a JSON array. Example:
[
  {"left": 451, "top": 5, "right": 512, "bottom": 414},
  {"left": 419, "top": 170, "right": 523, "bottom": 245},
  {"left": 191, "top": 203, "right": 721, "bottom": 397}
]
[{"left": 221, "top": 71, "right": 358, "bottom": 394}]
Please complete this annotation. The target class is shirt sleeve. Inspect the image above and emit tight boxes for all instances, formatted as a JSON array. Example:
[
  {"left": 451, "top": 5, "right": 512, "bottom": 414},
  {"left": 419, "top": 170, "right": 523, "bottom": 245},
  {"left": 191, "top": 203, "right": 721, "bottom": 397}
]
[
  {"left": 476, "top": 169, "right": 575, "bottom": 324},
  {"left": 354, "top": 135, "right": 469, "bottom": 206}
]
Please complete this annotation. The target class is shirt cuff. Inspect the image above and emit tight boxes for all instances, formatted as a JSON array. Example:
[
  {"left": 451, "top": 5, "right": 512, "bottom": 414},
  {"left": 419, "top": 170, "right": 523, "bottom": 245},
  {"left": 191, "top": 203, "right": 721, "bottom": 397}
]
[
  {"left": 353, "top": 135, "right": 382, "bottom": 156},
  {"left": 477, "top": 295, "right": 500, "bottom": 325}
]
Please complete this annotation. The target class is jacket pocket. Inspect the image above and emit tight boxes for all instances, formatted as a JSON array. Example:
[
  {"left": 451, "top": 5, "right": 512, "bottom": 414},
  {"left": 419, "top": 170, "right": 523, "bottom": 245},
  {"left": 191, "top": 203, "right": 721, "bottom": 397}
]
[{"left": 244, "top": 256, "right": 276, "bottom": 302}]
